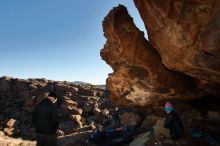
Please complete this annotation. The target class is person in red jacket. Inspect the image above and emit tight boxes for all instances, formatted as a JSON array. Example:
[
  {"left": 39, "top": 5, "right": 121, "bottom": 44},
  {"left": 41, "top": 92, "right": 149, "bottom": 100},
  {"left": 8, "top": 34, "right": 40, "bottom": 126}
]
[{"left": 32, "top": 92, "right": 59, "bottom": 146}]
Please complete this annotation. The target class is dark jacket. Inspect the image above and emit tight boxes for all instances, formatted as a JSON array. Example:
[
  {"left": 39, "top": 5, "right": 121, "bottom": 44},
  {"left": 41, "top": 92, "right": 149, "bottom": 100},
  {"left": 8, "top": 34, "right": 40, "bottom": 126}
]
[
  {"left": 113, "top": 110, "right": 120, "bottom": 121},
  {"left": 164, "top": 111, "right": 184, "bottom": 139},
  {"left": 32, "top": 98, "right": 59, "bottom": 134}
]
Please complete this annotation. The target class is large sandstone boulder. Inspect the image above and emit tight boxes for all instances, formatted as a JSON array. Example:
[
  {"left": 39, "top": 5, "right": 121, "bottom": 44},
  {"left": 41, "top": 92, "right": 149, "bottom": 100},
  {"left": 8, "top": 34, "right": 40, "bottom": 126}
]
[
  {"left": 134, "top": 0, "right": 220, "bottom": 79},
  {"left": 101, "top": 5, "right": 202, "bottom": 106},
  {"left": 134, "top": 0, "right": 220, "bottom": 95}
]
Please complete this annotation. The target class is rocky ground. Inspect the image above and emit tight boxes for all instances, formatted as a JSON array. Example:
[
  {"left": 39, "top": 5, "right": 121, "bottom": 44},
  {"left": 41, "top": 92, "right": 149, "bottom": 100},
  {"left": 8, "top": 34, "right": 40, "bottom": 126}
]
[
  {"left": 0, "top": 76, "right": 220, "bottom": 146},
  {"left": 0, "top": 76, "right": 112, "bottom": 145}
]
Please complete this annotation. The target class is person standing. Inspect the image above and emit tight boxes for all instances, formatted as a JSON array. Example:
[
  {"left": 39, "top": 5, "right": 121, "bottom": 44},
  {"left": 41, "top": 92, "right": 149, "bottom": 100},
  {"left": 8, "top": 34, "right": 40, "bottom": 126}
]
[
  {"left": 113, "top": 107, "right": 124, "bottom": 130},
  {"left": 32, "top": 92, "right": 59, "bottom": 146}
]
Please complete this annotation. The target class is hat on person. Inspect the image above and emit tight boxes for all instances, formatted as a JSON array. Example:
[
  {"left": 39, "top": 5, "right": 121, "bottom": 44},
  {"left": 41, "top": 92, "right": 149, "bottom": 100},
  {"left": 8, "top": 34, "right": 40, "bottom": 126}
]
[
  {"left": 48, "top": 92, "right": 57, "bottom": 99},
  {"left": 164, "top": 102, "right": 174, "bottom": 112}
]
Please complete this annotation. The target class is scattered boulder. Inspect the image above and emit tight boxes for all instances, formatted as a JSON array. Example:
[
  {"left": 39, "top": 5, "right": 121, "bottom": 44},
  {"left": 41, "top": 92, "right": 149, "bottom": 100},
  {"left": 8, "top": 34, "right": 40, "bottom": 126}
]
[
  {"left": 23, "top": 97, "right": 35, "bottom": 112},
  {"left": 0, "top": 131, "right": 5, "bottom": 137},
  {"left": 6, "top": 119, "right": 17, "bottom": 128},
  {"left": 90, "top": 96, "right": 100, "bottom": 102},
  {"left": 82, "top": 103, "right": 93, "bottom": 113},
  {"left": 18, "top": 90, "right": 31, "bottom": 101},
  {"left": 57, "top": 130, "right": 65, "bottom": 137},
  {"left": 3, "top": 128, "right": 14, "bottom": 136},
  {"left": 101, "top": 109, "right": 110, "bottom": 116},
  {"left": 71, "top": 108, "right": 83, "bottom": 115},
  {"left": 36, "top": 92, "right": 48, "bottom": 103},
  {"left": 29, "top": 84, "right": 38, "bottom": 90},
  {"left": 121, "top": 112, "right": 142, "bottom": 127},
  {"left": 129, "top": 132, "right": 151, "bottom": 146},
  {"left": 93, "top": 108, "right": 101, "bottom": 115},
  {"left": 140, "top": 115, "right": 161, "bottom": 129},
  {"left": 207, "top": 111, "right": 220, "bottom": 121},
  {"left": 60, "top": 96, "right": 78, "bottom": 112},
  {"left": 69, "top": 115, "right": 83, "bottom": 128},
  {"left": 181, "top": 109, "right": 203, "bottom": 123},
  {"left": 59, "top": 121, "right": 76, "bottom": 135}
]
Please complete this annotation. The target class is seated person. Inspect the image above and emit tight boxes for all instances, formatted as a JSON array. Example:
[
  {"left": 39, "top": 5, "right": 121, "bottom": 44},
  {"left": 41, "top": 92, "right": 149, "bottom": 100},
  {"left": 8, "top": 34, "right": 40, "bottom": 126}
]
[{"left": 154, "top": 102, "right": 184, "bottom": 142}]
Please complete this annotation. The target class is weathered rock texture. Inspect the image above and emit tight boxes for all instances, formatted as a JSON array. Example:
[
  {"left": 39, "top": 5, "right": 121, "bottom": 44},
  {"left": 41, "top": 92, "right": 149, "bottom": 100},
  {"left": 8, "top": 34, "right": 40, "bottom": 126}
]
[
  {"left": 101, "top": 2, "right": 220, "bottom": 106},
  {"left": 134, "top": 0, "right": 220, "bottom": 83},
  {"left": 101, "top": 5, "right": 199, "bottom": 106}
]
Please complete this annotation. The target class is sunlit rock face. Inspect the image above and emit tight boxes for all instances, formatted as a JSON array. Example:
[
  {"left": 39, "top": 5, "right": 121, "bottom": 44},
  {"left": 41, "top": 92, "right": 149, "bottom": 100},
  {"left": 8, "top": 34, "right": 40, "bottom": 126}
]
[
  {"left": 101, "top": 5, "right": 202, "bottom": 106},
  {"left": 134, "top": 0, "right": 220, "bottom": 84}
]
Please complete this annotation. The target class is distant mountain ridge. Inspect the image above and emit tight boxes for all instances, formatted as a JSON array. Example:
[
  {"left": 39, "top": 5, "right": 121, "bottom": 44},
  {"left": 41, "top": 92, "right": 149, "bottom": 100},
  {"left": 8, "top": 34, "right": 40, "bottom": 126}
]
[
  {"left": 0, "top": 76, "right": 106, "bottom": 89},
  {"left": 71, "top": 81, "right": 91, "bottom": 85},
  {"left": 71, "top": 81, "right": 106, "bottom": 89}
]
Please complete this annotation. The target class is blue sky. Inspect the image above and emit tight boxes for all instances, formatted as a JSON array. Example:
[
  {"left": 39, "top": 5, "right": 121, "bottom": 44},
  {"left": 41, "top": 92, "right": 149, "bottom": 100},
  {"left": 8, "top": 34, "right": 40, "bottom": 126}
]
[{"left": 0, "top": 0, "right": 147, "bottom": 84}]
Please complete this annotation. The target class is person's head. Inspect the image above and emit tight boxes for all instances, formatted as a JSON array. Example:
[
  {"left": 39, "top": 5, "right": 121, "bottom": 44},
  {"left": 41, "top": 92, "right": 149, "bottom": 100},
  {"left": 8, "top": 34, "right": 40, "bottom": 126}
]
[
  {"left": 47, "top": 92, "right": 57, "bottom": 103},
  {"left": 164, "top": 102, "right": 174, "bottom": 113},
  {"left": 115, "top": 107, "right": 118, "bottom": 111}
]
